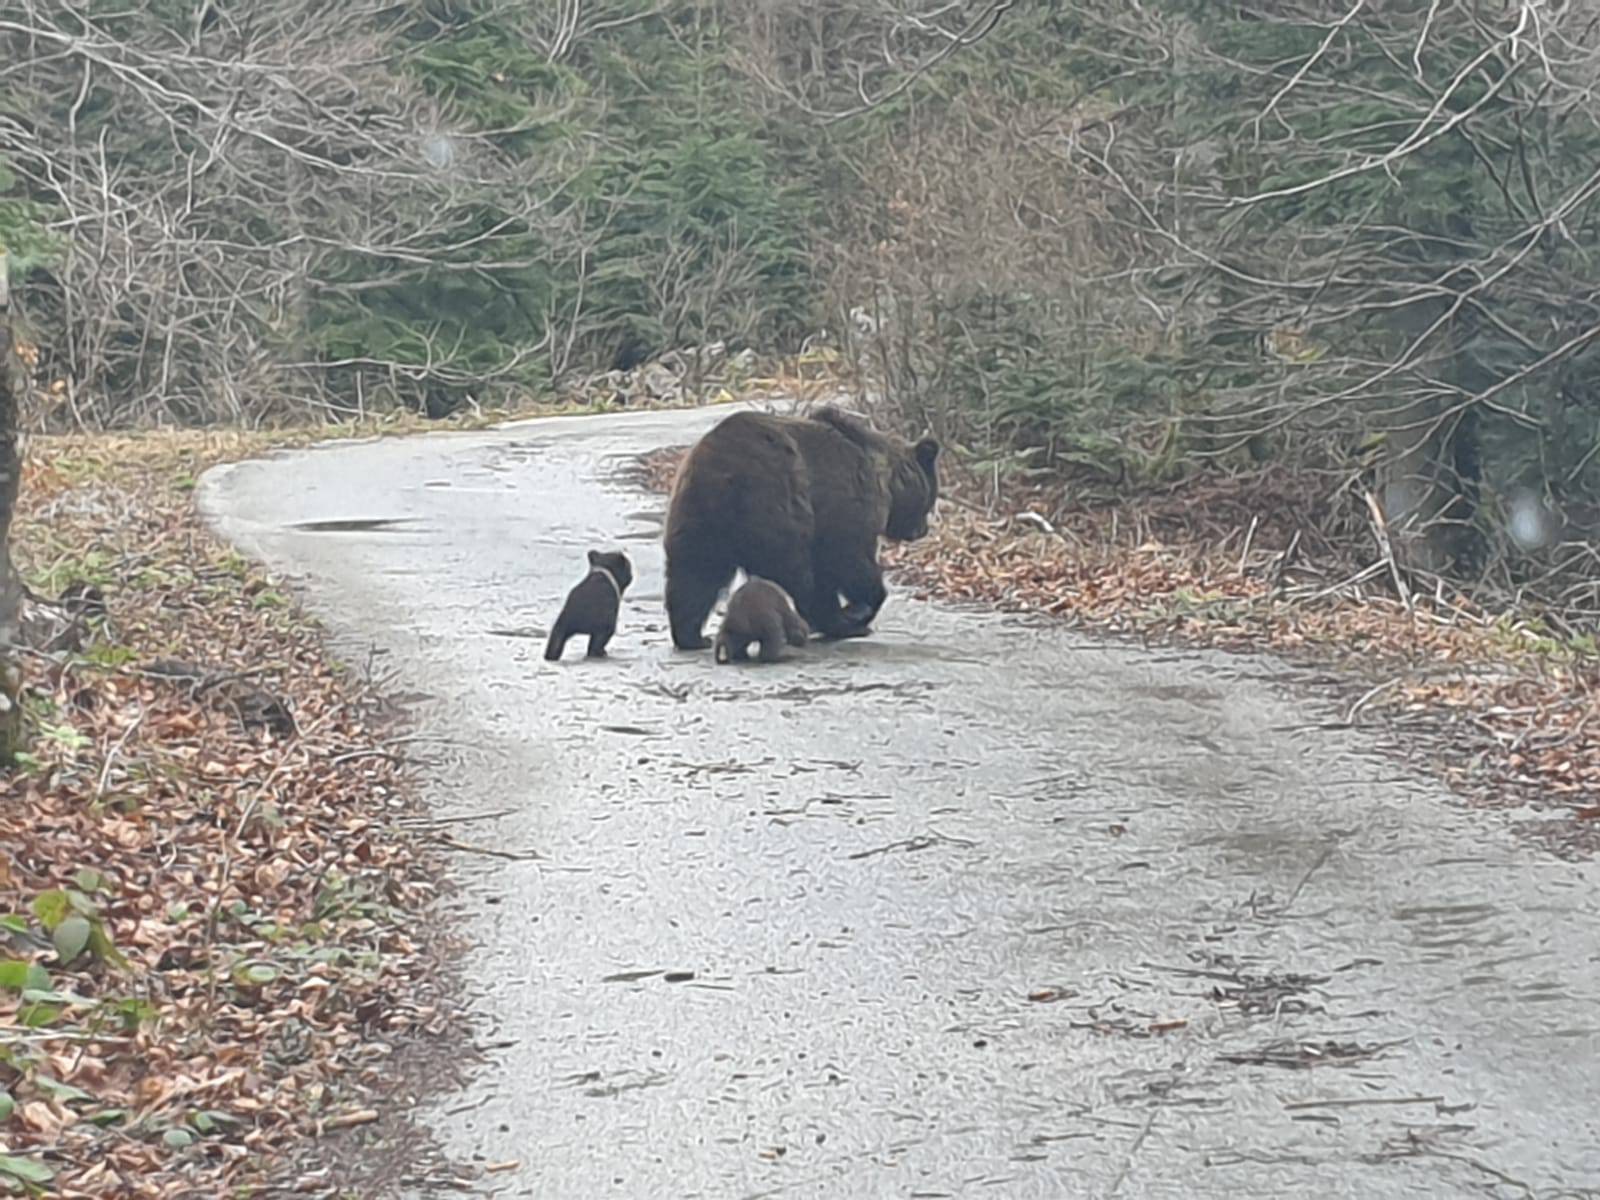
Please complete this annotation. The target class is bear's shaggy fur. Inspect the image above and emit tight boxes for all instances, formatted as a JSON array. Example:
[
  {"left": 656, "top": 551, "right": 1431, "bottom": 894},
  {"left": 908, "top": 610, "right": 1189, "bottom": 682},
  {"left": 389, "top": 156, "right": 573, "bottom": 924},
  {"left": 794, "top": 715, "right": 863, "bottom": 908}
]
[
  {"left": 664, "top": 407, "right": 938, "bottom": 650},
  {"left": 544, "top": 549, "right": 633, "bottom": 661},
  {"left": 714, "top": 577, "right": 811, "bottom": 664}
]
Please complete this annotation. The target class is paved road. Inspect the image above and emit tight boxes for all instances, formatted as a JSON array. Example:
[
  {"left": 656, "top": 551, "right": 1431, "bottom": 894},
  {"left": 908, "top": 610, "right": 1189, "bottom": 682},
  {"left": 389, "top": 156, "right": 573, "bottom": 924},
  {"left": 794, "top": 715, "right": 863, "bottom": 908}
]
[{"left": 202, "top": 405, "right": 1600, "bottom": 1199}]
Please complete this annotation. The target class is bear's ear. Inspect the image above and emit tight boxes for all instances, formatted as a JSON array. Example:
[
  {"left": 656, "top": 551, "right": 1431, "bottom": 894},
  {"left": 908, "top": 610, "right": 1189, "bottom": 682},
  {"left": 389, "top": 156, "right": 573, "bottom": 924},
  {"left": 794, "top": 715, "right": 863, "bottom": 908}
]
[
  {"left": 587, "top": 549, "right": 601, "bottom": 566},
  {"left": 914, "top": 437, "right": 940, "bottom": 471}
]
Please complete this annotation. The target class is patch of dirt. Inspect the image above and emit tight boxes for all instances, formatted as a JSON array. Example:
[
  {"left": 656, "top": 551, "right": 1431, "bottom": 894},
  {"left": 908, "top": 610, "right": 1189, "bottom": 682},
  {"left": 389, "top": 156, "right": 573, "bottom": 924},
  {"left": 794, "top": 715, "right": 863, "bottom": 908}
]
[
  {"left": 638, "top": 442, "right": 1600, "bottom": 859},
  {"left": 1, "top": 429, "right": 485, "bottom": 1198}
]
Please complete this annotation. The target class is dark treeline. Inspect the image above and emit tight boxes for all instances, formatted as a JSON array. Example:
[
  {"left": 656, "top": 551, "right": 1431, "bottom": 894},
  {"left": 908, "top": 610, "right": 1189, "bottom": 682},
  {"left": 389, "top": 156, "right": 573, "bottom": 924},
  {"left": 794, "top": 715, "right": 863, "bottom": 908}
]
[{"left": 2, "top": 1, "right": 1598, "bottom": 606}]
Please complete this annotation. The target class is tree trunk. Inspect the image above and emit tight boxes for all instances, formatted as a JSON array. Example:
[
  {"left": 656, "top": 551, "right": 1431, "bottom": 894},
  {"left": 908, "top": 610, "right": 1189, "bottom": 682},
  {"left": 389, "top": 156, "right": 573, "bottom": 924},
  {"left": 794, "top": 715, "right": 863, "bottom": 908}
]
[
  {"left": 1374, "top": 303, "right": 1481, "bottom": 577},
  {"left": 0, "top": 250, "right": 25, "bottom": 766}
]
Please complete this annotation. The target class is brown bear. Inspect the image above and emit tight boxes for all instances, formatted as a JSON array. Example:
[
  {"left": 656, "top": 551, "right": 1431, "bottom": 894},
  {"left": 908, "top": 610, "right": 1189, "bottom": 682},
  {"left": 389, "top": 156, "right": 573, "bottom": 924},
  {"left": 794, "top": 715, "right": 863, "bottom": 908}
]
[
  {"left": 714, "top": 577, "right": 811, "bottom": 664},
  {"left": 664, "top": 406, "right": 938, "bottom": 649},
  {"left": 544, "top": 549, "right": 633, "bottom": 661}
]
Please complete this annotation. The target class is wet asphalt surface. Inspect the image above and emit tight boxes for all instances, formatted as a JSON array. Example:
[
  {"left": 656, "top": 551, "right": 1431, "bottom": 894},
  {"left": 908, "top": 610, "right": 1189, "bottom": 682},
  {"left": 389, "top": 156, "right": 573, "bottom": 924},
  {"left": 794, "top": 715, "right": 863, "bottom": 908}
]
[{"left": 201, "top": 405, "right": 1600, "bottom": 1199}]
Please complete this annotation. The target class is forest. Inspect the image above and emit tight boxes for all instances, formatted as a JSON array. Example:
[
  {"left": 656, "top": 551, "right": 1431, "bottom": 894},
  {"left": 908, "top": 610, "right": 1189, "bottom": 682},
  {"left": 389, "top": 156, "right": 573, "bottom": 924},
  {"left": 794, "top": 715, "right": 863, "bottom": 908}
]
[{"left": 1, "top": 0, "right": 1596, "bottom": 610}]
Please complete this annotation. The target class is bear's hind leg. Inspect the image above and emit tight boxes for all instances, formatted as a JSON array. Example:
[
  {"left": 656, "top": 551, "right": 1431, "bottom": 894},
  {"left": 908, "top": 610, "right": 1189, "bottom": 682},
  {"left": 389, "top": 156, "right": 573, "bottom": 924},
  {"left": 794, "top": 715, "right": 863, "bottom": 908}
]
[{"left": 667, "top": 559, "right": 732, "bottom": 650}]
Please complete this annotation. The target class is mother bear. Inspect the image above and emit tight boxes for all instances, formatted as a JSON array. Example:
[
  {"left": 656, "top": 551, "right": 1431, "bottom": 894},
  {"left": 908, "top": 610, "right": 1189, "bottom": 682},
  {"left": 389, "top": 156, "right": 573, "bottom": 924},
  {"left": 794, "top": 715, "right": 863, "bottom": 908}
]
[{"left": 664, "top": 406, "right": 939, "bottom": 649}]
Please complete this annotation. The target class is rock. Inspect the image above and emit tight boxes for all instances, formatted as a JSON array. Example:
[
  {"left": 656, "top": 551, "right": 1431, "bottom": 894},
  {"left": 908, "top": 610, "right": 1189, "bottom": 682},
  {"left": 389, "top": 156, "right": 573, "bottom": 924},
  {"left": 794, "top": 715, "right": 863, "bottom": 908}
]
[
  {"left": 142, "top": 657, "right": 206, "bottom": 680},
  {"left": 226, "top": 685, "right": 296, "bottom": 739},
  {"left": 18, "top": 596, "right": 85, "bottom": 654},
  {"left": 568, "top": 340, "right": 757, "bottom": 410},
  {"left": 59, "top": 581, "right": 106, "bottom": 620},
  {"left": 638, "top": 362, "right": 679, "bottom": 400}
]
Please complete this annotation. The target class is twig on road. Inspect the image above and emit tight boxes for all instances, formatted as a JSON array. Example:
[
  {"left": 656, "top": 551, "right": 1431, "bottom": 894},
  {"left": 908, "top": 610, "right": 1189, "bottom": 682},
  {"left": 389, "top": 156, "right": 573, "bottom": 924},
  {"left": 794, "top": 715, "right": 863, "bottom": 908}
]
[
  {"left": 1278, "top": 842, "right": 1336, "bottom": 916},
  {"left": 1107, "top": 1108, "right": 1158, "bottom": 1196},
  {"left": 1283, "top": 1094, "right": 1444, "bottom": 1110},
  {"left": 432, "top": 833, "right": 540, "bottom": 861},
  {"left": 398, "top": 808, "right": 517, "bottom": 828},
  {"left": 848, "top": 830, "right": 978, "bottom": 859}
]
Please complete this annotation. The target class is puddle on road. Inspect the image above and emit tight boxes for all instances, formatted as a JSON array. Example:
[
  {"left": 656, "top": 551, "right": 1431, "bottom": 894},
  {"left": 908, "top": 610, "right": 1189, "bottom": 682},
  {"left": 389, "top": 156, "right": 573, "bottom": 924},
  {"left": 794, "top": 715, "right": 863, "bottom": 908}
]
[
  {"left": 1126, "top": 682, "right": 1226, "bottom": 706},
  {"left": 1394, "top": 902, "right": 1508, "bottom": 951},
  {"left": 833, "top": 641, "right": 993, "bottom": 667},
  {"left": 705, "top": 679, "right": 944, "bottom": 704},
  {"left": 288, "top": 516, "right": 420, "bottom": 533}
]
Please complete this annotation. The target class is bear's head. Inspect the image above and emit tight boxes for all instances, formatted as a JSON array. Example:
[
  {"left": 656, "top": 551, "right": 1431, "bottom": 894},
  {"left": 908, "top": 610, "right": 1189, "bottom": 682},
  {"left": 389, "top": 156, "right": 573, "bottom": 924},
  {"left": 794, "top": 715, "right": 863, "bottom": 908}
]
[
  {"left": 587, "top": 548, "right": 635, "bottom": 594},
  {"left": 884, "top": 436, "right": 940, "bottom": 541}
]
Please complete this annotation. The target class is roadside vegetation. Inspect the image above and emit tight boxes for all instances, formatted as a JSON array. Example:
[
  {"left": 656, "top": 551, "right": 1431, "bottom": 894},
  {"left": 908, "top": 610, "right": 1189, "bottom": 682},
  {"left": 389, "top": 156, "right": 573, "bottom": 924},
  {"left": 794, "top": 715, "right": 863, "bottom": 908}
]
[{"left": 0, "top": 423, "right": 484, "bottom": 1197}]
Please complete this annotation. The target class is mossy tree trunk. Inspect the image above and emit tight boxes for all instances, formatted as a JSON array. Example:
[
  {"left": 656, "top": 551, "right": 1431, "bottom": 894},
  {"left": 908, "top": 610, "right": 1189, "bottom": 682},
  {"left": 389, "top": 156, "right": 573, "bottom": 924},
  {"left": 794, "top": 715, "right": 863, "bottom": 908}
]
[{"left": 0, "top": 250, "right": 24, "bottom": 766}]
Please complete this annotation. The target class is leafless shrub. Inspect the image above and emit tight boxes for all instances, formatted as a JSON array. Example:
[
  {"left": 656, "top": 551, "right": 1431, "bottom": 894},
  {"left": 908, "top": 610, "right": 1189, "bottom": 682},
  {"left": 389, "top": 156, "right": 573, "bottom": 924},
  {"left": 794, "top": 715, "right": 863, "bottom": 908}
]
[
  {"left": 1, "top": 0, "right": 585, "bottom": 427},
  {"left": 743, "top": 0, "right": 1600, "bottom": 611}
]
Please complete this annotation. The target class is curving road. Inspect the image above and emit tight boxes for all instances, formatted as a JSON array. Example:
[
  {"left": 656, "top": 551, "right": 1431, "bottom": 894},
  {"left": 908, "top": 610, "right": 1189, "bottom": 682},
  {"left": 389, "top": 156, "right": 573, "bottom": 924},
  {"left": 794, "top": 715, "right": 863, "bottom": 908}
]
[{"left": 202, "top": 405, "right": 1600, "bottom": 1199}]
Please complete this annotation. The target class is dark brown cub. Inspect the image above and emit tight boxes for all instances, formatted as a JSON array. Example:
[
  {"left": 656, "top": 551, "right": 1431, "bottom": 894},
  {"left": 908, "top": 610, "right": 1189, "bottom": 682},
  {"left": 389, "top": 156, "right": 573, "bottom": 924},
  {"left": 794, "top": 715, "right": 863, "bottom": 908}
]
[
  {"left": 714, "top": 577, "right": 811, "bottom": 664},
  {"left": 544, "top": 550, "right": 633, "bottom": 661}
]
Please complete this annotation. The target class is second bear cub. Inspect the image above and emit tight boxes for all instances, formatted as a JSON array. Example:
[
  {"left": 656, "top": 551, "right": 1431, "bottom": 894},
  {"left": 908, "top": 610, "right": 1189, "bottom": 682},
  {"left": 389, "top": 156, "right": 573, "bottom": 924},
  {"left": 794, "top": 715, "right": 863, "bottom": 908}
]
[
  {"left": 714, "top": 577, "right": 811, "bottom": 664},
  {"left": 545, "top": 550, "right": 633, "bottom": 661}
]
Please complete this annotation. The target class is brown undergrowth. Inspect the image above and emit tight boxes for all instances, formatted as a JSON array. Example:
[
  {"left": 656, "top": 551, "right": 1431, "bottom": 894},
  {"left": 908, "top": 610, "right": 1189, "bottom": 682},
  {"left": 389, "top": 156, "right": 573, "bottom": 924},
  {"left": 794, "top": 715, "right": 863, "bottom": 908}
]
[
  {"left": 640, "top": 445, "right": 1600, "bottom": 858},
  {"left": 0, "top": 418, "right": 497, "bottom": 1198}
]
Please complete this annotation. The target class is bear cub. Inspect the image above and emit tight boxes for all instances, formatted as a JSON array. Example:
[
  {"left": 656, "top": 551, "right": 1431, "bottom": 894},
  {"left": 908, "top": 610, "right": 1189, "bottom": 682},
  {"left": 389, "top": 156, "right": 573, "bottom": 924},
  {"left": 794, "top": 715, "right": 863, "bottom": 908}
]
[
  {"left": 714, "top": 577, "right": 811, "bottom": 664},
  {"left": 544, "top": 550, "right": 633, "bottom": 661}
]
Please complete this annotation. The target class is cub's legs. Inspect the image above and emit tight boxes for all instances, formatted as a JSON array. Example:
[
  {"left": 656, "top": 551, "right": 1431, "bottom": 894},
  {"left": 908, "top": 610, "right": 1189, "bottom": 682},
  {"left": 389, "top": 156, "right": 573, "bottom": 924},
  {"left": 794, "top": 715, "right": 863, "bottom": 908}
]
[
  {"left": 542, "top": 621, "right": 572, "bottom": 662},
  {"left": 780, "top": 604, "right": 811, "bottom": 648},
  {"left": 752, "top": 611, "right": 789, "bottom": 662}
]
